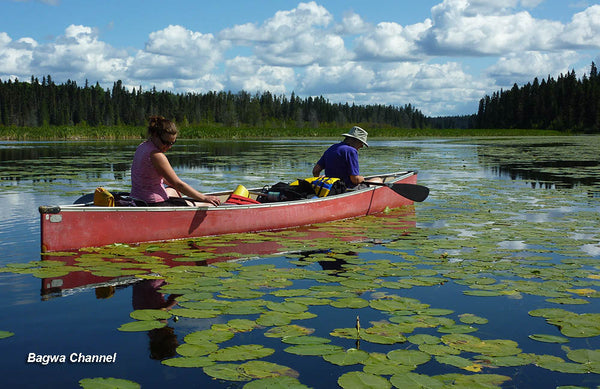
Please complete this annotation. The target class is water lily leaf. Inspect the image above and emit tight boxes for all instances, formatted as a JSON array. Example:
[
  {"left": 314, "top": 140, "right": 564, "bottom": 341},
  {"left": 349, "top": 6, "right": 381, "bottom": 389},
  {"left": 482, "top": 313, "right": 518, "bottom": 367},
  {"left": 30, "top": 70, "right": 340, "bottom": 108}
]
[
  {"left": 218, "top": 319, "right": 259, "bottom": 333},
  {"left": 79, "top": 377, "right": 141, "bottom": 388},
  {"left": 256, "top": 312, "right": 292, "bottom": 326},
  {"left": 176, "top": 342, "right": 219, "bottom": 357},
  {"left": 330, "top": 328, "right": 359, "bottom": 339},
  {"left": 458, "top": 313, "right": 488, "bottom": 324},
  {"left": 117, "top": 320, "right": 166, "bottom": 332},
  {"left": 389, "top": 372, "right": 444, "bottom": 389},
  {"left": 209, "top": 345, "right": 274, "bottom": 361},
  {"left": 441, "top": 334, "right": 521, "bottom": 356},
  {"left": 184, "top": 329, "right": 234, "bottom": 344},
  {"left": 266, "top": 301, "right": 308, "bottom": 314},
  {"left": 563, "top": 347, "right": 600, "bottom": 364},
  {"left": 169, "top": 308, "right": 220, "bottom": 319},
  {"left": 407, "top": 334, "right": 440, "bottom": 345},
  {"left": 435, "top": 355, "right": 474, "bottom": 369},
  {"left": 284, "top": 344, "right": 344, "bottom": 356},
  {"left": 360, "top": 332, "right": 405, "bottom": 345},
  {"left": 239, "top": 360, "right": 299, "bottom": 379},
  {"left": 529, "top": 334, "right": 570, "bottom": 344},
  {"left": 203, "top": 363, "right": 252, "bottom": 381},
  {"left": 330, "top": 297, "right": 369, "bottom": 309},
  {"left": 437, "top": 324, "right": 477, "bottom": 334},
  {"left": 338, "top": 371, "right": 391, "bottom": 389},
  {"left": 161, "top": 356, "right": 215, "bottom": 368},
  {"left": 323, "top": 349, "right": 369, "bottom": 366},
  {"left": 387, "top": 349, "right": 431, "bottom": 366},
  {"left": 129, "top": 309, "right": 172, "bottom": 321},
  {"left": 281, "top": 336, "right": 331, "bottom": 345},
  {"left": 418, "top": 344, "right": 462, "bottom": 356},
  {"left": 546, "top": 297, "right": 589, "bottom": 305},
  {"left": 264, "top": 325, "right": 314, "bottom": 338},
  {"left": 242, "top": 376, "right": 309, "bottom": 389},
  {"left": 0, "top": 331, "right": 14, "bottom": 339}
]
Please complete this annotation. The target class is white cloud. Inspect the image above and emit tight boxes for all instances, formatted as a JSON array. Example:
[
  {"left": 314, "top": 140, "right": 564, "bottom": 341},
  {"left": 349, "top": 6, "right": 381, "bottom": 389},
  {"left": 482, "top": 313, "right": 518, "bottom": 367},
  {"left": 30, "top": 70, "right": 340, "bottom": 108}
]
[
  {"left": 354, "top": 20, "right": 432, "bottom": 61},
  {"left": 300, "top": 62, "right": 375, "bottom": 95},
  {"left": 423, "top": 0, "right": 563, "bottom": 55},
  {"left": 561, "top": 5, "right": 600, "bottom": 48},
  {"left": 225, "top": 56, "right": 295, "bottom": 93},
  {"left": 335, "top": 12, "right": 371, "bottom": 35},
  {"left": 487, "top": 51, "right": 581, "bottom": 86},
  {"left": 0, "top": 33, "right": 36, "bottom": 76},
  {"left": 220, "top": 1, "right": 347, "bottom": 66},
  {"left": 30, "top": 25, "right": 129, "bottom": 82}
]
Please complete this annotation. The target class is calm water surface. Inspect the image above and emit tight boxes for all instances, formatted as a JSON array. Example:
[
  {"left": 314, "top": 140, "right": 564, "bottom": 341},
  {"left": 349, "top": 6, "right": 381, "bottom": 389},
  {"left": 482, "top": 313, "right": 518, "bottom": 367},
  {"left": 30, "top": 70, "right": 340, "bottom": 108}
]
[{"left": 1, "top": 136, "right": 599, "bottom": 388}]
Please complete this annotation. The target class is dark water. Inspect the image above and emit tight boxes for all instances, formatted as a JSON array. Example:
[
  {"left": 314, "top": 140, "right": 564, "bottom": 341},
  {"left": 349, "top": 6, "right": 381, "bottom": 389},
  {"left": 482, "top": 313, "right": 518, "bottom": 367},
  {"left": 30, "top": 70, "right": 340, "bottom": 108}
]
[{"left": 1, "top": 136, "right": 599, "bottom": 388}]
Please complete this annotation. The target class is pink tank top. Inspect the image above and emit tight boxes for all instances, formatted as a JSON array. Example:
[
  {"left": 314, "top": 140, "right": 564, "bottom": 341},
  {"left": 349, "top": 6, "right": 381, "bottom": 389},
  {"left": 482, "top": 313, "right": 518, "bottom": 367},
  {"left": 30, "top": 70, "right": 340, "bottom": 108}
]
[{"left": 130, "top": 140, "right": 169, "bottom": 203}]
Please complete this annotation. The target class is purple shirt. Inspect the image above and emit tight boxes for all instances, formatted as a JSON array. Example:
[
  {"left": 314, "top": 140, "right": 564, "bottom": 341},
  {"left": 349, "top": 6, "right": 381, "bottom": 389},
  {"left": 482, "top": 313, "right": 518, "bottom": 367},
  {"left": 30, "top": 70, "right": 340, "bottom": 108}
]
[
  {"left": 130, "top": 140, "right": 169, "bottom": 203},
  {"left": 316, "top": 142, "right": 360, "bottom": 187}
]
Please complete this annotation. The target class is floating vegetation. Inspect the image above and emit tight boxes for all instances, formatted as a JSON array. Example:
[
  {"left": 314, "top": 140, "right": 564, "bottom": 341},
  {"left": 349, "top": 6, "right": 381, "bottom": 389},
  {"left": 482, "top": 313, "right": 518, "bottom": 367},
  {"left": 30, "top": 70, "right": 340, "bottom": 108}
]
[{"left": 2, "top": 136, "right": 600, "bottom": 387}]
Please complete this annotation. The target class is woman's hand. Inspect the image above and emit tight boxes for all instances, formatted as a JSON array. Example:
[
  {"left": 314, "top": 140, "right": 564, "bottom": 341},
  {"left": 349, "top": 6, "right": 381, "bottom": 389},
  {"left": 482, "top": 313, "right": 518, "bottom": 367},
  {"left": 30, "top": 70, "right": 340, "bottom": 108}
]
[{"left": 202, "top": 195, "right": 221, "bottom": 206}]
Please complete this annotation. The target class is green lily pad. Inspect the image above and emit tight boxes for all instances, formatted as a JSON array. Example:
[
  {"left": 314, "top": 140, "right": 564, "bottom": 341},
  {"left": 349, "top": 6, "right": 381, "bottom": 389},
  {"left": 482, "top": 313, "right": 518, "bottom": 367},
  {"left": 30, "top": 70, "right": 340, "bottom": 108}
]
[
  {"left": 529, "top": 334, "right": 570, "bottom": 344},
  {"left": 203, "top": 363, "right": 252, "bottom": 381},
  {"left": 129, "top": 309, "right": 172, "bottom": 321},
  {"left": 323, "top": 349, "right": 369, "bottom": 366},
  {"left": 0, "top": 331, "right": 14, "bottom": 339},
  {"left": 330, "top": 297, "right": 369, "bottom": 309},
  {"left": 338, "top": 371, "right": 391, "bottom": 389},
  {"left": 387, "top": 349, "right": 431, "bottom": 366},
  {"left": 281, "top": 336, "right": 331, "bottom": 345},
  {"left": 176, "top": 343, "right": 219, "bottom": 357},
  {"left": 264, "top": 325, "right": 314, "bottom": 338},
  {"left": 389, "top": 372, "right": 444, "bottom": 389},
  {"left": 242, "top": 377, "right": 309, "bottom": 389},
  {"left": 239, "top": 360, "right": 299, "bottom": 379},
  {"left": 184, "top": 329, "right": 234, "bottom": 344},
  {"left": 117, "top": 320, "right": 166, "bottom": 332},
  {"left": 161, "top": 356, "right": 215, "bottom": 368},
  {"left": 284, "top": 344, "right": 344, "bottom": 356},
  {"left": 79, "top": 377, "right": 141, "bottom": 389},
  {"left": 209, "top": 345, "right": 274, "bottom": 362}
]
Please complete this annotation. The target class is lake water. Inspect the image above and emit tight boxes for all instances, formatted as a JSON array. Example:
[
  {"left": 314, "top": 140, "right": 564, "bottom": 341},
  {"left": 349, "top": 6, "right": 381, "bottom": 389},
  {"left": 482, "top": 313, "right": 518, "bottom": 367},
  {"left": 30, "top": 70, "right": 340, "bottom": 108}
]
[{"left": 1, "top": 136, "right": 600, "bottom": 388}]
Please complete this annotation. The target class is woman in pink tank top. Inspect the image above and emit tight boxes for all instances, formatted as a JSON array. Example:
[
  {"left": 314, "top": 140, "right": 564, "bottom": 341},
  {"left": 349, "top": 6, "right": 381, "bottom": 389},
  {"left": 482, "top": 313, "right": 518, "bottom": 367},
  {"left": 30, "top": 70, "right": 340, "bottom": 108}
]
[{"left": 130, "top": 116, "right": 221, "bottom": 206}]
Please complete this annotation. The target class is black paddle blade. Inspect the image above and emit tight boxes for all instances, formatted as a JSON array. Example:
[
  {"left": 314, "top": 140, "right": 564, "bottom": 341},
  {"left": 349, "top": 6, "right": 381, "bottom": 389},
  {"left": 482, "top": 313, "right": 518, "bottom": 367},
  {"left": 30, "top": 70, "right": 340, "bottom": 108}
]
[{"left": 367, "top": 182, "right": 430, "bottom": 202}]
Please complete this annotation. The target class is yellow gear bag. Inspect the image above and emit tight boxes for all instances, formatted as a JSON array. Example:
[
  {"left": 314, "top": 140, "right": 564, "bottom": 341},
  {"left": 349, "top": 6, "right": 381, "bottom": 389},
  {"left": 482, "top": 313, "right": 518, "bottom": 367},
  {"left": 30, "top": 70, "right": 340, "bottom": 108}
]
[
  {"left": 93, "top": 187, "right": 115, "bottom": 207},
  {"left": 292, "top": 176, "right": 345, "bottom": 197}
]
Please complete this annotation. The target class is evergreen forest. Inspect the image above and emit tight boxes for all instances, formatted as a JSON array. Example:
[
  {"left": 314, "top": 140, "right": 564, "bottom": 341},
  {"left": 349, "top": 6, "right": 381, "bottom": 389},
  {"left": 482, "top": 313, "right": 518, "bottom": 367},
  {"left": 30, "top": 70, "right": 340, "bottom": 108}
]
[
  {"left": 475, "top": 62, "right": 600, "bottom": 133},
  {"left": 0, "top": 75, "right": 427, "bottom": 131},
  {"left": 1, "top": 61, "right": 598, "bottom": 135}
]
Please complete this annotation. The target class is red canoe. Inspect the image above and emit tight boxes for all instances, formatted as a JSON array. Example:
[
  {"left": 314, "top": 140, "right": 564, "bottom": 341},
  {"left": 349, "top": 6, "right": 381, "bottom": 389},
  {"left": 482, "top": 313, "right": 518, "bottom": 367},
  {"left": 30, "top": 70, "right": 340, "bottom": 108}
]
[{"left": 39, "top": 171, "right": 423, "bottom": 252}]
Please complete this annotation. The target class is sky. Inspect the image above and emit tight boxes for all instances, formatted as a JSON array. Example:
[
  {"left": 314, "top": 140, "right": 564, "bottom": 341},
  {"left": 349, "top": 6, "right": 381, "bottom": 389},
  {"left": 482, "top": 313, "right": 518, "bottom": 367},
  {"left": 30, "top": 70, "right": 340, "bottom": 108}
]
[{"left": 0, "top": 0, "right": 599, "bottom": 117}]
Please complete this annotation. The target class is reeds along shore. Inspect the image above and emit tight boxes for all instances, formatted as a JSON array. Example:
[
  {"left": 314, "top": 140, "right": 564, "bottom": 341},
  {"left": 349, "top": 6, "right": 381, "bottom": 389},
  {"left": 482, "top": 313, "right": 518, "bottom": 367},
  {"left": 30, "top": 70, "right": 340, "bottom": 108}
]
[{"left": 0, "top": 124, "right": 564, "bottom": 141}]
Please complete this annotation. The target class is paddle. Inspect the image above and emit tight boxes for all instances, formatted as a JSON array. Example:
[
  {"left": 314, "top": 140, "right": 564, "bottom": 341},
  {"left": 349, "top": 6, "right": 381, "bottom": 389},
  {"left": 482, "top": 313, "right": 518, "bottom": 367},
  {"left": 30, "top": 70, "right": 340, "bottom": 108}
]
[{"left": 365, "top": 181, "right": 430, "bottom": 202}]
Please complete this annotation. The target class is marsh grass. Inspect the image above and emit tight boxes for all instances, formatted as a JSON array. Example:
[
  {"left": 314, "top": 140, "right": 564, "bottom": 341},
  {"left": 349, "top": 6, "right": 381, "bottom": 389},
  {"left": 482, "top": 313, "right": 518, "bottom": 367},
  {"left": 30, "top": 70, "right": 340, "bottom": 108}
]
[{"left": 0, "top": 124, "right": 563, "bottom": 140}]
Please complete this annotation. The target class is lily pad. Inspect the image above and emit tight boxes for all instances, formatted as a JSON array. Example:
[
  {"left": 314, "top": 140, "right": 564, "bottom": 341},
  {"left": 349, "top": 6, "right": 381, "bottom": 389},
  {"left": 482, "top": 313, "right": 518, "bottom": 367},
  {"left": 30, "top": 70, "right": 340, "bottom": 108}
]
[
  {"left": 203, "top": 363, "right": 252, "bottom": 381},
  {"left": 79, "top": 377, "right": 141, "bottom": 388},
  {"left": 338, "top": 371, "right": 391, "bottom": 389},
  {"left": 161, "top": 356, "right": 215, "bottom": 368},
  {"left": 117, "top": 320, "right": 166, "bottom": 332},
  {"left": 389, "top": 372, "right": 444, "bottom": 389},
  {"left": 242, "top": 376, "right": 309, "bottom": 389},
  {"left": 129, "top": 309, "right": 172, "bottom": 321},
  {"left": 284, "top": 344, "right": 344, "bottom": 356},
  {"left": 209, "top": 345, "right": 274, "bottom": 362},
  {"left": 529, "top": 334, "right": 570, "bottom": 344},
  {"left": 323, "top": 349, "right": 369, "bottom": 366}
]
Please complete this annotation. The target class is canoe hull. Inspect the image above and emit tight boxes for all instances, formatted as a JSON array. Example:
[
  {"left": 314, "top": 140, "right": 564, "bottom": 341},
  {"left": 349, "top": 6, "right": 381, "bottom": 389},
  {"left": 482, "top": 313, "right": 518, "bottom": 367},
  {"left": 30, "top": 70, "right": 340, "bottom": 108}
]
[{"left": 40, "top": 171, "right": 417, "bottom": 252}]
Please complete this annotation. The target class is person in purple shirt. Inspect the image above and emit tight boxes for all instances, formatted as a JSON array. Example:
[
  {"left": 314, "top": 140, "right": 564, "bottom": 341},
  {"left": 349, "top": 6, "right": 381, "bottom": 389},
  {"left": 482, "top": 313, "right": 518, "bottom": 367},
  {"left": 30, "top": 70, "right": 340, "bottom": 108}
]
[{"left": 312, "top": 126, "right": 382, "bottom": 188}]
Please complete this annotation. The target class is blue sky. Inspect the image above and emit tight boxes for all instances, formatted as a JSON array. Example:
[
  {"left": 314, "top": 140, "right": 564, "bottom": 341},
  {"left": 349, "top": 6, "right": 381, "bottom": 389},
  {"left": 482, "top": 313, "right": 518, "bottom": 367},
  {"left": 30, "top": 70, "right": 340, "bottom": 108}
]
[{"left": 1, "top": 0, "right": 599, "bottom": 116}]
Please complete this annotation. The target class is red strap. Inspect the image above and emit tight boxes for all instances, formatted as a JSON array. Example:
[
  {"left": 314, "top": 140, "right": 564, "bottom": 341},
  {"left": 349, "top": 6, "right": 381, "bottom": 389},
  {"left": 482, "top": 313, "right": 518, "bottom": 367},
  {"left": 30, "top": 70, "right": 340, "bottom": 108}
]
[{"left": 224, "top": 194, "right": 261, "bottom": 205}]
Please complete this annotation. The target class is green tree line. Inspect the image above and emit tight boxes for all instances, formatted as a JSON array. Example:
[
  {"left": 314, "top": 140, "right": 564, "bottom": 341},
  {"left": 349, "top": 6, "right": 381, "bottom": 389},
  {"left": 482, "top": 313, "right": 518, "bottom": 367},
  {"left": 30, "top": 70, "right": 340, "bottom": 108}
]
[
  {"left": 476, "top": 62, "right": 600, "bottom": 132},
  {"left": 0, "top": 75, "right": 427, "bottom": 131}
]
